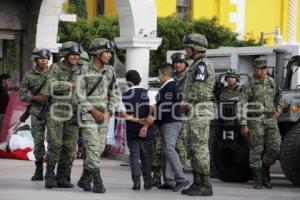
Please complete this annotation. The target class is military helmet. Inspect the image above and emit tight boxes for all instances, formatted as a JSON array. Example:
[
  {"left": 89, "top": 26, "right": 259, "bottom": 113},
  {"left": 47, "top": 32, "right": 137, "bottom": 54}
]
[
  {"left": 183, "top": 33, "right": 208, "bottom": 52},
  {"left": 171, "top": 52, "right": 188, "bottom": 67},
  {"left": 31, "top": 48, "right": 52, "bottom": 60},
  {"left": 78, "top": 51, "right": 90, "bottom": 65},
  {"left": 89, "top": 38, "right": 115, "bottom": 55},
  {"left": 253, "top": 56, "right": 267, "bottom": 68},
  {"left": 225, "top": 69, "right": 240, "bottom": 81},
  {"left": 80, "top": 51, "right": 89, "bottom": 62},
  {"left": 59, "top": 41, "right": 83, "bottom": 57}
]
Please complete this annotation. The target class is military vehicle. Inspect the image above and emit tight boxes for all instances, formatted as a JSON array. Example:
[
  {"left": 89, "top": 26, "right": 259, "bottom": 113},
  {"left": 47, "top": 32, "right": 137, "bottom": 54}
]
[{"left": 208, "top": 47, "right": 300, "bottom": 187}]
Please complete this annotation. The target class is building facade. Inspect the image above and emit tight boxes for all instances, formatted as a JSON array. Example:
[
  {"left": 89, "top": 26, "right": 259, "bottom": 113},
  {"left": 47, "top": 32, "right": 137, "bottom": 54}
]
[
  {"left": 0, "top": 0, "right": 76, "bottom": 76},
  {"left": 85, "top": 0, "right": 300, "bottom": 44}
]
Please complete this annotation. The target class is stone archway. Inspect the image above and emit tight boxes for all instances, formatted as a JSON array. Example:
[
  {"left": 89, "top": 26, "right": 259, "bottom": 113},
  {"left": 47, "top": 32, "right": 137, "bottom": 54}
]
[
  {"left": 35, "top": 0, "right": 66, "bottom": 52},
  {"left": 115, "top": 0, "right": 162, "bottom": 88}
]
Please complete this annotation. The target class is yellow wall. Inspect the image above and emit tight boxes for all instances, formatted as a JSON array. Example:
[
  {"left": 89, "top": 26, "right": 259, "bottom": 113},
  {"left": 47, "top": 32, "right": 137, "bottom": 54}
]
[
  {"left": 191, "top": 0, "right": 236, "bottom": 30},
  {"left": 218, "top": 0, "right": 236, "bottom": 30},
  {"left": 100, "top": 0, "right": 176, "bottom": 17},
  {"left": 156, "top": 0, "right": 176, "bottom": 17},
  {"left": 104, "top": 0, "right": 117, "bottom": 16},
  {"left": 245, "top": 0, "right": 281, "bottom": 44},
  {"left": 85, "top": 0, "right": 300, "bottom": 44},
  {"left": 62, "top": 0, "right": 69, "bottom": 12},
  {"left": 191, "top": 0, "right": 218, "bottom": 19},
  {"left": 296, "top": 0, "right": 300, "bottom": 42},
  {"left": 86, "top": 0, "right": 97, "bottom": 20}
]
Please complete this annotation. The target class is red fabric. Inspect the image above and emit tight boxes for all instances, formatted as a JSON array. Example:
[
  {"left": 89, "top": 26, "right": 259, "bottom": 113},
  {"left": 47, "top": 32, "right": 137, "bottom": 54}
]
[
  {"left": 0, "top": 148, "right": 31, "bottom": 160},
  {"left": 0, "top": 150, "right": 14, "bottom": 159},
  {"left": 0, "top": 91, "right": 27, "bottom": 142}
]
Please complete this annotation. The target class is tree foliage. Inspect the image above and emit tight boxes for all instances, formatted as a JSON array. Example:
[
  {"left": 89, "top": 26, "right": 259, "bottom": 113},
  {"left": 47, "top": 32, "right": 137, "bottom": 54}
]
[
  {"left": 59, "top": 16, "right": 259, "bottom": 76},
  {"left": 68, "top": 0, "right": 87, "bottom": 19},
  {"left": 0, "top": 40, "right": 21, "bottom": 76},
  {"left": 59, "top": 16, "right": 119, "bottom": 49}
]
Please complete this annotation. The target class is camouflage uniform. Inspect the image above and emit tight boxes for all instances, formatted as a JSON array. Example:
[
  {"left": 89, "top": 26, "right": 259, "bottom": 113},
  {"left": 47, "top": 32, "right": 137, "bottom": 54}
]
[
  {"left": 44, "top": 41, "right": 82, "bottom": 189},
  {"left": 19, "top": 48, "right": 51, "bottom": 181},
  {"left": 151, "top": 124, "right": 162, "bottom": 187},
  {"left": 76, "top": 38, "right": 120, "bottom": 193},
  {"left": 219, "top": 85, "right": 240, "bottom": 99},
  {"left": 240, "top": 57, "right": 284, "bottom": 189},
  {"left": 219, "top": 69, "right": 240, "bottom": 100},
  {"left": 77, "top": 50, "right": 90, "bottom": 159},
  {"left": 172, "top": 52, "right": 189, "bottom": 168},
  {"left": 181, "top": 34, "right": 215, "bottom": 196}
]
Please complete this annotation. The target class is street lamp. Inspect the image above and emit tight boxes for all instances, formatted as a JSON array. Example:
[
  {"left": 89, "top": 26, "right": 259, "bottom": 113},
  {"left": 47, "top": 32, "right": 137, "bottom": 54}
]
[{"left": 260, "top": 27, "right": 282, "bottom": 46}]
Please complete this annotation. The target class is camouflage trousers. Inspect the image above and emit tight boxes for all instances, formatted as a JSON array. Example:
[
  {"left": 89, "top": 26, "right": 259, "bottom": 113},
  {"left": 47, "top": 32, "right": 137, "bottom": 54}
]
[
  {"left": 175, "top": 120, "right": 188, "bottom": 167},
  {"left": 248, "top": 118, "right": 281, "bottom": 169},
  {"left": 186, "top": 103, "right": 214, "bottom": 175},
  {"left": 31, "top": 115, "right": 47, "bottom": 161},
  {"left": 46, "top": 117, "right": 79, "bottom": 167},
  {"left": 81, "top": 121, "right": 107, "bottom": 171},
  {"left": 151, "top": 124, "right": 162, "bottom": 168}
]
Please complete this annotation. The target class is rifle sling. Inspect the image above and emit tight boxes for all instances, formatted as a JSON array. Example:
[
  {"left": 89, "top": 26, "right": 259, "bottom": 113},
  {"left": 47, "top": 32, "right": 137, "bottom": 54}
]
[
  {"left": 33, "top": 76, "right": 48, "bottom": 96},
  {"left": 87, "top": 70, "right": 106, "bottom": 96}
]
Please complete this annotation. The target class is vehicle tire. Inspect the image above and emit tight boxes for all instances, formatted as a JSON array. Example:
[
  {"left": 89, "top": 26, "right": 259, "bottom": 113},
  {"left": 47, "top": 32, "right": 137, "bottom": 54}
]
[
  {"left": 280, "top": 122, "right": 300, "bottom": 187},
  {"left": 209, "top": 125, "right": 252, "bottom": 182}
]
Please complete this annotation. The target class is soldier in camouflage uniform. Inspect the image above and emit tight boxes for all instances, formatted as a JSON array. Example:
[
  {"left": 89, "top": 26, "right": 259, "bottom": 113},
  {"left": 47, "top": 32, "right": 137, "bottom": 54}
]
[
  {"left": 240, "top": 56, "right": 284, "bottom": 189},
  {"left": 77, "top": 50, "right": 89, "bottom": 159},
  {"left": 76, "top": 38, "right": 120, "bottom": 193},
  {"left": 19, "top": 48, "right": 51, "bottom": 181},
  {"left": 180, "top": 34, "right": 215, "bottom": 196},
  {"left": 151, "top": 124, "right": 162, "bottom": 187},
  {"left": 219, "top": 69, "right": 240, "bottom": 100},
  {"left": 44, "top": 41, "right": 82, "bottom": 189},
  {"left": 171, "top": 52, "right": 189, "bottom": 169}
]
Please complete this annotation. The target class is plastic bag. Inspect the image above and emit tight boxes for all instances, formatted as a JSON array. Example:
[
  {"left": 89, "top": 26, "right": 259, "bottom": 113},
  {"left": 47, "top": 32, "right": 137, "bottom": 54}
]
[
  {"left": 106, "top": 115, "right": 116, "bottom": 146},
  {"left": 108, "top": 117, "right": 126, "bottom": 154}
]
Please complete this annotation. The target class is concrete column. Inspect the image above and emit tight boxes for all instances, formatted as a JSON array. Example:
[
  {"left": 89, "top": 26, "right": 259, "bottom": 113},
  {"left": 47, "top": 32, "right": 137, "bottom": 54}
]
[
  {"left": 287, "top": 0, "right": 298, "bottom": 44},
  {"left": 114, "top": 0, "right": 162, "bottom": 88},
  {"left": 126, "top": 48, "right": 150, "bottom": 88},
  {"left": 35, "top": 0, "right": 65, "bottom": 53}
]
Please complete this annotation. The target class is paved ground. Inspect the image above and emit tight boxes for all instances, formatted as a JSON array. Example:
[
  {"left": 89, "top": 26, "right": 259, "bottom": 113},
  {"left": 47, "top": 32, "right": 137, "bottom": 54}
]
[{"left": 0, "top": 158, "right": 299, "bottom": 200}]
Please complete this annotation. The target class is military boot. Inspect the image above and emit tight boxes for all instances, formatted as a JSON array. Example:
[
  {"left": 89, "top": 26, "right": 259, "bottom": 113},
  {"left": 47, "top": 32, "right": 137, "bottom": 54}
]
[
  {"left": 151, "top": 167, "right": 161, "bottom": 187},
  {"left": 77, "top": 169, "right": 92, "bottom": 191},
  {"left": 64, "top": 165, "right": 72, "bottom": 182},
  {"left": 181, "top": 171, "right": 201, "bottom": 195},
  {"left": 56, "top": 165, "right": 74, "bottom": 188},
  {"left": 262, "top": 164, "right": 272, "bottom": 189},
  {"left": 92, "top": 169, "right": 106, "bottom": 193},
  {"left": 252, "top": 168, "right": 263, "bottom": 189},
  {"left": 44, "top": 165, "right": 57, "bottom": 189},
  {"left": 31, "top": 160, "right": 44, "bottom": 181},
  {"left": 187, "top": 174, "right": 213, "bottom": 196},
  {"left": 197, "top": 175, "right": 213, "bottom": 196}
]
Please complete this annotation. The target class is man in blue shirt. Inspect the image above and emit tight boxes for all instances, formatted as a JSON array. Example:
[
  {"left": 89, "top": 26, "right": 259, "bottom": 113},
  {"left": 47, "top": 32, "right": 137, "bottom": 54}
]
[
  {"left": 155, "top": 63, "right": 189, "bottom": 192},
  {"left": 121, "top": 70, "right": 154, "bottom": 190}
]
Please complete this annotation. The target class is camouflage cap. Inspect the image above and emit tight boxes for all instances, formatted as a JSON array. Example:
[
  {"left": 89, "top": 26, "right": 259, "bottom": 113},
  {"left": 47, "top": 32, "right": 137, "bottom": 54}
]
[
  {"left": 253, "top": 57, "right": 267, "bottom": 68},
  {"left": 225, "top": 69, "right": 240, "bottom": 81},
  {"left": 183, "top": 33, "right": 208, "bottom": 52},
  {"left": 59, "top": 41, "right": 82, "bottom": 57},
  {"left": 31, "top": 48, "right": 52, "bottom": 60},
  {"left": 89, "top": 38, "right": 115, "bottom": 55}
]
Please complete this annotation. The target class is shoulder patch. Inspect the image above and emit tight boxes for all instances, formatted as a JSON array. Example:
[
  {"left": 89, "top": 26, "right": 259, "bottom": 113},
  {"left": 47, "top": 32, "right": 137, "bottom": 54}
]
[{"left": 193, "top": 61, "right": 208, "bottom": 82}]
